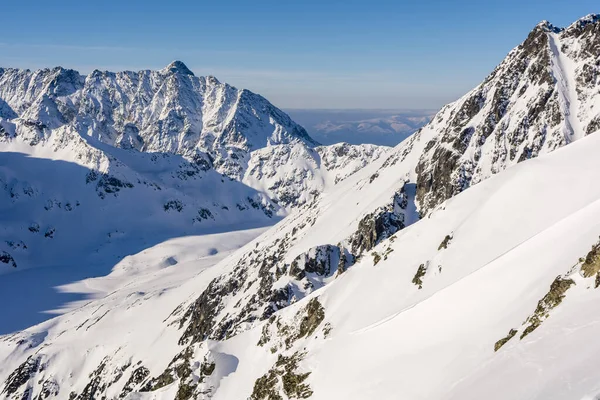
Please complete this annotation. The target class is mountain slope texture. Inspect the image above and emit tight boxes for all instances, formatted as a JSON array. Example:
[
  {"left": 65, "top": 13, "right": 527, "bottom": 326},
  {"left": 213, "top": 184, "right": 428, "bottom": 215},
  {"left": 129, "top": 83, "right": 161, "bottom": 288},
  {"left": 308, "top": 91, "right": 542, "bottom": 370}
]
[
  {"left": 0, "top": 61, "right": 387, "bottom": 277},
  {"left": 2, "top": 14, "right": 600, "bottom": 400}
]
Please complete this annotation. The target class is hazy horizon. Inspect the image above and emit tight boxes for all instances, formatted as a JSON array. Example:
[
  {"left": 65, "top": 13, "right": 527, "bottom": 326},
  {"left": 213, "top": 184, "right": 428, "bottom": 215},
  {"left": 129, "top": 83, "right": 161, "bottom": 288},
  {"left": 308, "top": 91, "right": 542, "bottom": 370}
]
[{"left": 286, "top": 108, "right": 434, "bottom": 146}]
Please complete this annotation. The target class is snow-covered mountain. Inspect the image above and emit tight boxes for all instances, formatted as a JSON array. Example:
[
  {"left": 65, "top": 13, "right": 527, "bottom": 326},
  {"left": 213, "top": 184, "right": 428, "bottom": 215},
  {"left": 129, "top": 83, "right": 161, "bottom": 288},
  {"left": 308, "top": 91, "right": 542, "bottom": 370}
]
[
  {"left": 2, "top": 14, "right": 600, "bottom": 400},
  {"left": 0, "top": 61, "right": 387, "bottom": 208},
  {"left": 0, "top": 62, "right": 388, "bottom": 277},
  {"left": 415, "top": 14, "right": 600, "bottom": 213}
]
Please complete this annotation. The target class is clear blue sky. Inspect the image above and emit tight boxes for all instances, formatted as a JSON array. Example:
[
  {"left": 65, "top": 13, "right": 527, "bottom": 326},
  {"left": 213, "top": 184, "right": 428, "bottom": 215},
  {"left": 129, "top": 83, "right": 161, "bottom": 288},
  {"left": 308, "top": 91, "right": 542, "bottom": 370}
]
[{"left": 1, "top": 1, "right": 597, "bottom": 109}]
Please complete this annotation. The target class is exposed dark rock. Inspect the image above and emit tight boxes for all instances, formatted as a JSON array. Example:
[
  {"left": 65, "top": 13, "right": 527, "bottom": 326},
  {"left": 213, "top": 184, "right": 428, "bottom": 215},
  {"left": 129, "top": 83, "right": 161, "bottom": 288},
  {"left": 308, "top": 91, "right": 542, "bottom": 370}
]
[
  {"left": 438, "top": 234, "right": 453, "bottom": 250},
  {"left": 179, "top": 279, "right": 232, "bottom": 344},
  {"left": 349, "top": 186, "right": 408, "bottom": 256},
  {"left": 585, "top": 115, "right": 600, "bottom": 135},
  {"left": 521, "top": 276, "right": 575, "bottom": 339},
  {"left": 294, "top": 298, "right": 325, "bottom": 343},
  {"left": 120, "top": 366, "right": 150, "bottom": 398},
  {"left": 164, "top": 199, "right": 184, "bottom": 212},
  {"left": 36, "top": 379, "right": 60, "bottom": 399},
  {"left": 75, "top": 360, "right": 108, "bottom": 400},
  {"left": 494, "top": 329, "right": 518, "bottom": 352},
  {"left": 580, "top": 237, "right": 600, "bottom": 277},
  {"left": 412, "top": 264, "right": 427, "bottom": 289},
  {"left": 247, "top": 196, "right": 275, "bottom": 218},
  {"left": 414, "top": 21, "right": 564, "bottom": 216},
  {"left": 289, "top": 245, "right": 340, "bottom": 280},
  {"left": 257, "top": 297, "right": 326, "bottom": 353},
  {"left": 195, "top": 207, "right": 214, "bottom": 221},
  {"left": 0, "top": 251, "right": 16, "bottom": 268},
  {"left": 372, "top": 252, "right": 381, "bottom": 265},
  {"left": 2, "top": 355, "right": 40, "bottom": 397},
  {"left": 416, "top": 146, "right": 461, "bottom": 214},
  {"left": 200, "top": 361, "right": 215, "bottom": 376},
  {"left": 144, "top": 347, "right": 191, "bottom": 392},
  {"left": 44, "top": 227, "right": 55, "bottom": 238},
  {"left": 89, "top": 172, "right": 134, "bottom": 198},
  {"left": 250, "top": 352, "right": 312, "bottom": 400}
]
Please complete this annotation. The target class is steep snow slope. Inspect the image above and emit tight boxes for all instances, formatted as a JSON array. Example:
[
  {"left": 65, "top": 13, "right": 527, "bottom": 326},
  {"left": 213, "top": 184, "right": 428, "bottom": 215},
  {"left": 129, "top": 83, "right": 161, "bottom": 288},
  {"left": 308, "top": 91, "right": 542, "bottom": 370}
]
[
  {"left": 292, "top": 128, "right": 600, "bottom": 400},
  {"left": 5, "top": 102, "right": 600, "bottom": 400}
]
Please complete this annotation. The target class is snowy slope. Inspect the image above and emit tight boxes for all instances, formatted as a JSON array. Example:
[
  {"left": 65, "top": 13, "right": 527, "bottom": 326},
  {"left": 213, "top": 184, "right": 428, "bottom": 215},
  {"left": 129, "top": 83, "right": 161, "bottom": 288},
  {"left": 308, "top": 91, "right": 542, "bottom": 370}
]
[
  {"left": 2, "top": 14, "right": 600, "bottom": 400},
  {"left": 5, "top": 97, "right": 600, "bottom": 400},
  {"left": 216, "top": 129, "right": 600, "bottom": 400},
  {"left": 0, "top": 63, "right": 388, "bottom": 330},
  {"left": 0, "top": 61, "right": 388, "bottom": 270}
]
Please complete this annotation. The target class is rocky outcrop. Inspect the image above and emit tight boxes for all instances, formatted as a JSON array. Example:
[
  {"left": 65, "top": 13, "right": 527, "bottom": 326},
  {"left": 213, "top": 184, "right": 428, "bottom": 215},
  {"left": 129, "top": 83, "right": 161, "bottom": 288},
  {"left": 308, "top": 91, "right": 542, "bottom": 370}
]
[
  {"left": 289, "top": 245, "right": 340, "bottom": 280},
  {"left": 415, "top": 16, "right": 600, "bottom": 214},
  {"left": 349, "top": 185, "right": 408, "bottom": 256},
  {"left": 0, "top": 250, "right": 16, "bottom": 268},
  {"left": 2, "top": 355, "right": 40, "bottom": 397}
]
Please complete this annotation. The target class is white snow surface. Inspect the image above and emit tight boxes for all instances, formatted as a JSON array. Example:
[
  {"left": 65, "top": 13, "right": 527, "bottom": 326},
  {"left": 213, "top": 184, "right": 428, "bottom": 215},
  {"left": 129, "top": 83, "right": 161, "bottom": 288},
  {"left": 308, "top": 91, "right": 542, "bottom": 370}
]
[{"left": 4, "top": 111, "right": 600, "bottom": 400}]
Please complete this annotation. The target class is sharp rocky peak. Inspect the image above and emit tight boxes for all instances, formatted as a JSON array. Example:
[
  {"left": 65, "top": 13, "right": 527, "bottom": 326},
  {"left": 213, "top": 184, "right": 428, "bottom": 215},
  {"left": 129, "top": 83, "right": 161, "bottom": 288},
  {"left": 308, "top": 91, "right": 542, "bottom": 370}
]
[
  {"left": 568, "top": 13, "right": 600, "bottom": 29},
  {"left": 537, "top": 14, "right": 600, "bottom": 34},
  {"left": 414, "top": 12, "right": 600, "bottom": 214},
  {"left": 536, "top": 20, "right": 563, "bottom": 34},
  {"left": 162, "top": 60, "right": 195, "bottom": 76}
]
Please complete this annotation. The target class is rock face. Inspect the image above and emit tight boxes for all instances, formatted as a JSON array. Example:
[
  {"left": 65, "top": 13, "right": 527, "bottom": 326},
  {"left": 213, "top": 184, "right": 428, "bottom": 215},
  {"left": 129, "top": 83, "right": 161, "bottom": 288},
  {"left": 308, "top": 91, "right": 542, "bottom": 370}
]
[
  {"left": 415, "top": 15, "right": 600, "bottom": 213},
  {"left": 289, "top": 245, "right": 341, "bottom": 280},
  {"left": 348, "top": 185, "right": 408, "bottom": 256},
  {"left": 244, "top": 142, "right": 388, "bottom": 208}
]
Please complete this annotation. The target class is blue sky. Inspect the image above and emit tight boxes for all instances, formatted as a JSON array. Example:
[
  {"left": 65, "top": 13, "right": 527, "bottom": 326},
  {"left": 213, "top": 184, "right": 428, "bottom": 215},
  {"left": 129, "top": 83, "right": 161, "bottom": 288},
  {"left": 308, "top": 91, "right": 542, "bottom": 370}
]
[{"left": 1, "top": 1, "right": 597, "bottom": 109}]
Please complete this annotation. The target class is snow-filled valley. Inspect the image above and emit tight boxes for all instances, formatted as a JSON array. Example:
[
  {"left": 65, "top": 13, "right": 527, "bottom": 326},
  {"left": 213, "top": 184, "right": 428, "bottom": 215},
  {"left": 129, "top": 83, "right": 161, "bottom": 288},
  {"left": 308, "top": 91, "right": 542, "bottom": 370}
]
[
  {"left": 0, "top": 62, "right": 388, "bottom": 332},
  {"left": 2, "top": 12, "right": 600, "bottom": 400}
]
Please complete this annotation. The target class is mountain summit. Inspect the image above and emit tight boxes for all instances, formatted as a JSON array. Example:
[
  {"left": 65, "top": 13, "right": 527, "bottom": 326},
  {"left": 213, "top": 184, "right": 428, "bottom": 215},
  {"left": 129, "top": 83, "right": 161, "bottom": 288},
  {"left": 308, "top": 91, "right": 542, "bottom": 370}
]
[
  {"left": 414, "top": 14, "right": 600, "bottom": 213},
  {"left": 0, "top": 62, "right": 315, "bottom": 159},
  {"left": 163, "top": 60, "right": 195, "bottom": 76}
]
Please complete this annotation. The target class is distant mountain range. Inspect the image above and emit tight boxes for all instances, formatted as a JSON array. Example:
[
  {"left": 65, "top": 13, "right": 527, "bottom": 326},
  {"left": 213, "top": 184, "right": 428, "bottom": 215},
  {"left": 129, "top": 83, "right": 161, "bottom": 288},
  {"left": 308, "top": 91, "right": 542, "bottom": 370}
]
[{"left": 286, "top": 109, "right": 435, "bottom": 146}]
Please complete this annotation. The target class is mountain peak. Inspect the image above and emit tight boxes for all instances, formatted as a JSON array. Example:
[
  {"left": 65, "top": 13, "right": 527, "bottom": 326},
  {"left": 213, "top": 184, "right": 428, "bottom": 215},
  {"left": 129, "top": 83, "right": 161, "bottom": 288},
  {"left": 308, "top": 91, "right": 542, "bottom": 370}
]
[
  {"left": 536, "top": 14, "right": 600, "bottom": 34},
  {"left": 565, "top": 13, "right": 600, "bottom": 31},
  {"left": 163, "top": 60, "right": 194, "bottom": 76},
  {"left": 536, "top": 20, "right": 562, "bottom": 33},
  {"left": 573, "top": 13, "right": 600, "bottom": 26}
]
